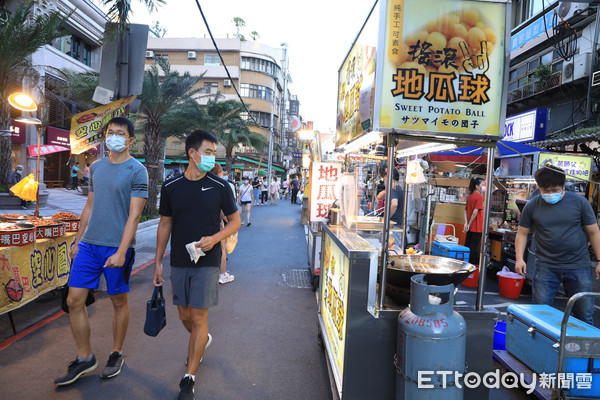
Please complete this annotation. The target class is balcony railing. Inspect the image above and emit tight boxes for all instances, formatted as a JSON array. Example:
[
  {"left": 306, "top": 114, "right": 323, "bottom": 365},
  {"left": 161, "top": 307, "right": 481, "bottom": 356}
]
[{"left": 508, "top": 71, "right": 562, "bottom": 103}]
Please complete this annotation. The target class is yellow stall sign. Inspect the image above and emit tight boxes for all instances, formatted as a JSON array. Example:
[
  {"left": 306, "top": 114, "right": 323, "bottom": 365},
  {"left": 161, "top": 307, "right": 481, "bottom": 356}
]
[{"left": 0, "top": 234, "right": 76, "bottom": 314}]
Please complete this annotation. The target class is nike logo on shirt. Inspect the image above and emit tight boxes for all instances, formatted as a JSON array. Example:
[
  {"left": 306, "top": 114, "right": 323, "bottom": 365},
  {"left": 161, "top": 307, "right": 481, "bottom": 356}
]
[{"left": 201, "top": 187, "right": 213, "bottom": 191}]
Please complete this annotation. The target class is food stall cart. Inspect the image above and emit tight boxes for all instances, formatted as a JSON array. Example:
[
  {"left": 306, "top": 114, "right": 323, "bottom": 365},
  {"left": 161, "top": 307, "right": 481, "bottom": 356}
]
[
  {"left": 317, "top": 0, "right": 510, "bottom": 398},
  {"left": 0, "top": 213, "right": 80, "bottom": 334}
]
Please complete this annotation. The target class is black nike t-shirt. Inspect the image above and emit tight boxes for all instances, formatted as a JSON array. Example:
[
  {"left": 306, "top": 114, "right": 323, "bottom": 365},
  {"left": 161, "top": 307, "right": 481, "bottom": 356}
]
[{"left": 159, "top": 172, "right": 238, "bottom": 268}]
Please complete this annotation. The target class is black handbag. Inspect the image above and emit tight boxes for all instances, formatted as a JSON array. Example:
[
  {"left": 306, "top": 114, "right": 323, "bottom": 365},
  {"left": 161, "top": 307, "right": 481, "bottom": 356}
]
[
  {"left": 61, "top": 286, "right": 95, "bottom": 313},
  {"left": 144, "top": 286, "right": 166, "bottom": 337}
]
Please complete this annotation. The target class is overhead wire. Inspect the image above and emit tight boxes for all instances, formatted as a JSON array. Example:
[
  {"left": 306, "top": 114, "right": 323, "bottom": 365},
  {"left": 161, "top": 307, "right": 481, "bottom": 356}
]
[{"left": 193, "top": 0, "right": 260, "bottom": 127}]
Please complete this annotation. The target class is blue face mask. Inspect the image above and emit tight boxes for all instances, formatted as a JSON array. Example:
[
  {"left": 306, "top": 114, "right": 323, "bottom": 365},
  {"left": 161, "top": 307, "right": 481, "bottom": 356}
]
[
  {"left": 541, "top": 191, "right": 563, "bottom": 204},
  {"left": 195, "top": 153, "right": 215, "bottom": 172},
  {"left": 105, "top": 134, "right": 128, "bottom": 153}
]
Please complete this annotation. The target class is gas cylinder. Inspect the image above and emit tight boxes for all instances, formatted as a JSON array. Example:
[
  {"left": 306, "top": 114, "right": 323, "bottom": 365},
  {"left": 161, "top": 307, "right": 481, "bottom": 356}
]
[{"left": 396, "top": 274, "right": 466, "bottom": 399}]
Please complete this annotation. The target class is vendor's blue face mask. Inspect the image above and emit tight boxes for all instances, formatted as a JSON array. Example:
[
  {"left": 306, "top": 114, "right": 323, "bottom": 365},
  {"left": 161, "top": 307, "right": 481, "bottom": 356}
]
[
  {"left": 541, "top": 191, "right": 563, "bottom": 204},
  {"left": 193, "top": 150, "right": 215, "bottom": 172}
]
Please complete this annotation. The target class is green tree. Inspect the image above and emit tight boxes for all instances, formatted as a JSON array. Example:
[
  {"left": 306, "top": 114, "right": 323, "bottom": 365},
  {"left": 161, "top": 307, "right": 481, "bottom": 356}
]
[
  {"left": 0, "top": 1, "right": 68, "bottom": 187},
  {"left": 233, "top": 17, "right": 246, "bottom": 41},
  {"left": 135, "top": 60, "right": 203, "bottom": 214},
  {"left": 163, "top": 95, "right": 266, "bottom": 171},
  {"left": 102, "top": 0, "right": 165, "bottom": 40}
]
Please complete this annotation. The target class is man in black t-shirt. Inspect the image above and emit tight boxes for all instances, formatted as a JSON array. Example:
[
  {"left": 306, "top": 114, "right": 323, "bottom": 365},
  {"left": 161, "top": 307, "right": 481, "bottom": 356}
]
[
  {"left": 153, "top": 130, "right": 241, "bottom": 400},
  {"left": 290, "top": 175, "right": 300, "bottom": 204}
]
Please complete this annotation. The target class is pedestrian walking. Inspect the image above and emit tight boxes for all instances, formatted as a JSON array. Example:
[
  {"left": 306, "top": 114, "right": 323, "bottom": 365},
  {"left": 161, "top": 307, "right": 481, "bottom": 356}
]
[
  {"left": 463, "top": 177, "right": 484, "bottom": 265},
  {"left": 7, "top": 165, "right": 27, "bottom": 209},
  {"left": 239, "top": 177, "right": 254, "bottom": 226},
  {"left": 290, "top": 174, "right": 300, "bottom": 204},
  {"left": 270, "top": 176, "right": 279, "bottom": 205},
  {"left": 260, "top": 177, "right": 268, "bottom": 205},
  {"left": 83, "top": 163, "right": 90, "bottom": 185},
  {"left": 282, "top": 178, "right": 289, "bottom": 199},
  {"left": 55, "top": 116, "right": 148, "bottom": 386},
  {"left": 516, "top": 166, "right": 600, "bottom": 325},
  {"left": 252, "top": 176, "right": 261, "bottom": 206},
  {"left": 153, "top": 130, "right": 240, "bottom": 400},
  {"left": 70, "top": 161, "right": 81, "bottom": 189},
  {"left": 210, "top": 164, "right": 235, "bottom": 284}
]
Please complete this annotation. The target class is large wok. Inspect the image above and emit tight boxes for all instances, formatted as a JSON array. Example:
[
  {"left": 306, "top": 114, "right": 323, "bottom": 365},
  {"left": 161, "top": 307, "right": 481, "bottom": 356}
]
[{"left": 386, "top": 255, "right": 477, "bottom": 288}]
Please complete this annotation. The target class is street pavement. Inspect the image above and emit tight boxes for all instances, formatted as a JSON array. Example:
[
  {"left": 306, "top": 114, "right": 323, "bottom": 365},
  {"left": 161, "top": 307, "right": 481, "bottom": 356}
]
[
  {"left": 2, "top": 190, "right": 600, "bottom": 399},
  {"left": 0, "top": 191, "right": 332, "bottom": 399}
]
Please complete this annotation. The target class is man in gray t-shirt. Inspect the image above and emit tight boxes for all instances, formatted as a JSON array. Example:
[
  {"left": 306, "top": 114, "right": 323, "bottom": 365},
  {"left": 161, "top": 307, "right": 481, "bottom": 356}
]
[
  {"left": 55, "top": 117, "right": 148, "bottom": 386},
  {"left": 516, "top": 166, "right": 600, "bottom": 325}
]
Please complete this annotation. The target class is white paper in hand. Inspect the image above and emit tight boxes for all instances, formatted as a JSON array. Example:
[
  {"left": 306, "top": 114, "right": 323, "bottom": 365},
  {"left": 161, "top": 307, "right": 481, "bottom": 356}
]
[{"left": 185, "top": 241, "right": 206, "bottom": 263}]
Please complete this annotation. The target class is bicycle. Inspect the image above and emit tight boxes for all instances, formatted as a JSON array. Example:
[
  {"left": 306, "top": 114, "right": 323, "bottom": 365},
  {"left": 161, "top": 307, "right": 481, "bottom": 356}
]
[{"left": 66, "top": 177, "right": 86, "bottom": 193}]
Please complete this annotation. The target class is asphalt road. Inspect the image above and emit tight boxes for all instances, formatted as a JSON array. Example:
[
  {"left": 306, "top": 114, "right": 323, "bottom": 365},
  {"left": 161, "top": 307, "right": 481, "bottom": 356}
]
[{"left": 0, "top": 199, "right": 332, "bottom": 400}]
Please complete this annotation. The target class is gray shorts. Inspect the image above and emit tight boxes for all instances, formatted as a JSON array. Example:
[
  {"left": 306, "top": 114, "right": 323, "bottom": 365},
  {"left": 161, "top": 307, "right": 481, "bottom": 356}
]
[{"left": 170, "top": 266, "right": 219, "bottom": 309}]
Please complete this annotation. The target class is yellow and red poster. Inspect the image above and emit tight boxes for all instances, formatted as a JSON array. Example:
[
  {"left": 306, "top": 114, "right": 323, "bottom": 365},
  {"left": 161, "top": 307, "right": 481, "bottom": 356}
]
[
  {"left": 380, "top": 0, "right": 507, "bottom": 137},
  {"left": 336, "top": 4, "right": 379, "bottom": 148},
  {"left": 70, "top": 96, "right": 136, "bottom": 154},
  {"left": 0, "top": 234, "right": 76, "bottom": 314},
  {"left": 320, "top": 234, "right": 350, "bottom": 381}
]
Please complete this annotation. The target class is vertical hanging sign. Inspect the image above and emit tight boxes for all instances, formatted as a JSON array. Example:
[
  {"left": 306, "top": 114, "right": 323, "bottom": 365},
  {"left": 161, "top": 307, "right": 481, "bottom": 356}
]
[{"left": 308, "top": 162, "right": 342, "bottom": 222}]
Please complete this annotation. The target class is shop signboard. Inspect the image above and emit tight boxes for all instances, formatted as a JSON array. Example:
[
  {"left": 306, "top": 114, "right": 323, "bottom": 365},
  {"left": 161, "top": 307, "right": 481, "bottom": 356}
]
[
  {"left": 378, "top": 0, "right": 508, "bottom": 138},
  {"left": 0, "top": 233, "right": 76, "bottom": 315},
  {"left": 336, "top": 3, "right": 379, "bottom": 148},
  {"left": 504, "top": 108, "right": 547, "bottom": 143},
  {"left": 320, "top": 234, "right": 350, "bottom": 383},
  {"left": 309, "top": 162, "right": 342, "bottom": 222},
  {"left": 69, "top": 96, "right": 136, "bottom": 154},
  {"left": 47, "top": 126, "right": 70, "bottom": 146},
  {"left": 539, "top": 153, "right": 592, "bottom": 181},
  {"left": 9, "top": 119, "right": 26, "bottom": 144}
]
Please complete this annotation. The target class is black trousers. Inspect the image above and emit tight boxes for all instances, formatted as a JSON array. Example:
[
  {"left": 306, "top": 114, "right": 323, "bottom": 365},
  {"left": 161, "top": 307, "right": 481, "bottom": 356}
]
[
  {"left": 260, "top": 191, "right": 268, "bottom": 203},
  {"left": 464, "top": 231, "right": 482, "bottom": 265},
  {"left": 291, "top": 189, "right": 299, "bottom": 203}
]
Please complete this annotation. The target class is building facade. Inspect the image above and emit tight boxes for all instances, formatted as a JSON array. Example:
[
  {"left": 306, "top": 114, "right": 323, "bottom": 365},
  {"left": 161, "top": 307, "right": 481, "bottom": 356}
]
[
  {"left": 8, "top": 0, "right": 106, "bottom": 186},
  {"left": 507, "top": 1, "right": 600, "bottom": 154},
  {"left": 143, "top": 37, "right": 302, "bottom": 179}
]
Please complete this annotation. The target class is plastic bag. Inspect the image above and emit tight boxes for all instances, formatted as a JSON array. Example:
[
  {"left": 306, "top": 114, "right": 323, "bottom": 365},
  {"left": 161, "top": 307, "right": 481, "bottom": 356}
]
[
  {"left": 497, "top": 266, "right": 525, "bottom": 279},
  {"left": 225, "top": 232, "right": 238, "bottom": 254},
  {"left": 10, "top": 174, "right": 38, "bottom": 201}
]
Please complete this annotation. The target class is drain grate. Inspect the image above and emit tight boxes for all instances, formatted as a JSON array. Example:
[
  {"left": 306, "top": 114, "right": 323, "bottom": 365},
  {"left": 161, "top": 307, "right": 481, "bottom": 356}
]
[{"left": 280, "top": 269, "right": 312, "bottom": 289}]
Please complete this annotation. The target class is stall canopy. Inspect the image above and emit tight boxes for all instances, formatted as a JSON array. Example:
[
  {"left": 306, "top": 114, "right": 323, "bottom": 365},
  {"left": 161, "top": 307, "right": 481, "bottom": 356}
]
[{"left": 429, "top": 141, "right": 548, "bottom": 163}]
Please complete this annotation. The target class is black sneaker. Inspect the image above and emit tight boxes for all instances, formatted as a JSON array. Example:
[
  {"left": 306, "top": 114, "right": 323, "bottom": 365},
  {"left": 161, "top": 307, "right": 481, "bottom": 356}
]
[
  {"left": 178, "top": 376, "right": 195, "bottom": 400},
  {"left": 100, "top": 351, "right": 124, "bottom": 379},
  {"left": 246, "top": 222, "right": 251, "bottom": 227},
  {"left": 54, "top": 355, "right": 98, "bottom": 386}
]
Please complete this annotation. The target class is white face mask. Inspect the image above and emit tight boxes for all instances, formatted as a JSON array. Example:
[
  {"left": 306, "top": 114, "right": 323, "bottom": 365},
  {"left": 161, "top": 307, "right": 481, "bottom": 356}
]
[
  {"left": 244, "top": 180, "right": 249, "bottom": 184},
  {"left": 106, "top": 134, "right": 128, "bottom": 153}
]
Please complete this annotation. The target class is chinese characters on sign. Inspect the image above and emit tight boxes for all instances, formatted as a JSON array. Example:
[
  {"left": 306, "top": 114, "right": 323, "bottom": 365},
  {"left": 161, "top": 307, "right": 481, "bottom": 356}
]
[
  {"left": 380, "top": 0, "right": 507, "bottom": 137},
  {"left": 309, "top": 162, "right": 342, "bottom": 222},
  {"left": 539, "top": 154, "right": 592, "bottom": 181}
]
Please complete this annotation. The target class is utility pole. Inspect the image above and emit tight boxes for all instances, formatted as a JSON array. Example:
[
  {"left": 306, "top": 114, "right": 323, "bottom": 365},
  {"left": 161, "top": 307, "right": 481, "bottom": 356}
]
[
  {"left": 267, "top": 79, "right": 275, "bottom": 195},
  {"left": 586, "top": 7, "right": 600, "bottom": 123}
]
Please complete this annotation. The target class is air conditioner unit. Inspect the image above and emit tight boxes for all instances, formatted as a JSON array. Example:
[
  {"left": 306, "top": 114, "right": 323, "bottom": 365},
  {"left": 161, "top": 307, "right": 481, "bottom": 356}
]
[
  {"left": 188, "top": 51, "right": 197, "bottom": 59},
  {"left": 557, "top": 2, "right": 587, "bottom": 22},
  {"left": 224, "top": 79, "right": 232, "bottom": 87},
  {"left": 563, "top": 52, "right": 591, "bottom": 81},
  {"left": 145, "top": 50, "right": 154, "bottom": 58}
]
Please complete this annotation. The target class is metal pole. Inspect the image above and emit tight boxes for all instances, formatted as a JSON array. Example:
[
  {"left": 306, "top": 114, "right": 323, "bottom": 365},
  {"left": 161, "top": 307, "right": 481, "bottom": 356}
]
[
  {"left": 378, "top": 139, "right": 395, "bottom": 312},
  {"left": 586, "top": 7, "right": 600, "bottom": 123},
  {"left": 35, "top": 126, "right": 41, "bottom": 217},
  {"left": 401, "top": 177, "right": 409, "bottom": 253},
  {"left": 280, "top": 44, "right": 288, "bottom": 164},
  {"left": 267, "top": 80, "right": 275, "bottom": 193},
  {"left": 475, "top": 146, "right": 495, "bottom": 310}
]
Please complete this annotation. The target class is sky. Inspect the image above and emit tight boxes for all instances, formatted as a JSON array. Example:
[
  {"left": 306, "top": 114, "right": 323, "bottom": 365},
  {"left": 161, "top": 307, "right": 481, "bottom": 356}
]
[{"left": 93, "top": 0, "right": 377, "bottom": 133}]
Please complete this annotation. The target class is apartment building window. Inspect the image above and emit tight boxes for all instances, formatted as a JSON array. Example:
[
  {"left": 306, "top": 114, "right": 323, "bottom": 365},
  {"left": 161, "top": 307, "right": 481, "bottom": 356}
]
[
  {"left": 204, "top": 54, "right": 220, "bottom": 66},
  {"left": 204, "top": 82, "right": 219, "bottom": 94},
  {"left": 155, "top": 54, "right": 169, "bottom": 64},
  {"left": 242, "top": 111, "right": 275, "bottom": 128},
  {"left": 241, "top": 56, "right": 281, "bottom": 78},
  {"left": 51, "top": 34, "right": 92, "bottom": 67},
  {"left": 508, "top": 50, "right": 563, "bottom": 92},
  {"left": 512, "top": 0, "right": 546, "bottom": 28},
  {"left": 240, "top": 83, "right": 274, "bottom": 102}
]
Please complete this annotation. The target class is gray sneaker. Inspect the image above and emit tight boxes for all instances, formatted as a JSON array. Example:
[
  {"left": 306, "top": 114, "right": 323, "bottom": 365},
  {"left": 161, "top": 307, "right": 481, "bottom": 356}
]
[
  {"left": 54, "top": 355, "right": 98, "bottom": 386},
  {"left": 100, "top": 351, "right": 124, "bottom": 379}
]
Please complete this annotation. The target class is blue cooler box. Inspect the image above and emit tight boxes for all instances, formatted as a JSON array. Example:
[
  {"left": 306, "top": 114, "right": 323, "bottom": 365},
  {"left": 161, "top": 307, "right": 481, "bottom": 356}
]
[
  {"left": 431, "top": 242, "right": 470, "bottom": 262},
  {"left": 506, "top": 304, "right": 600, "bottom": 398}
]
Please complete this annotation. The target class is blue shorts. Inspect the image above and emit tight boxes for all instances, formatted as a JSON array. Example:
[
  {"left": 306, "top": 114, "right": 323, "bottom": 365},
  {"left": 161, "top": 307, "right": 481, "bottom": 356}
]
[{"left": 69, "top": 241, "right": 134, "bottom": 296}]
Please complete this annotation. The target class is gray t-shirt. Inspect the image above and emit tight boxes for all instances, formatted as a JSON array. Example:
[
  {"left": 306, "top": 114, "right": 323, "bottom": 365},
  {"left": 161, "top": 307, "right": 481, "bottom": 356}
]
[
  {"left": 82, "top": 157, "right": 148, "bottom": 247},
  {"left": 519, "top": 191, "right": 596, "bottom": 269}
]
